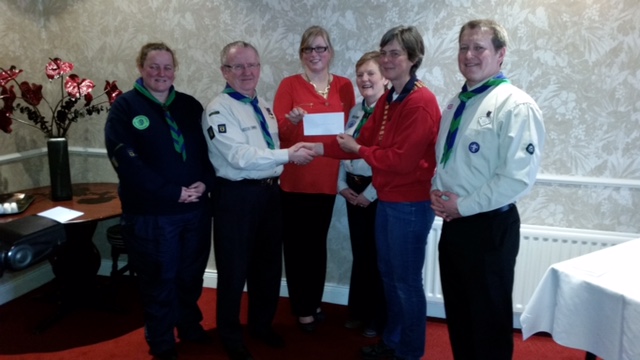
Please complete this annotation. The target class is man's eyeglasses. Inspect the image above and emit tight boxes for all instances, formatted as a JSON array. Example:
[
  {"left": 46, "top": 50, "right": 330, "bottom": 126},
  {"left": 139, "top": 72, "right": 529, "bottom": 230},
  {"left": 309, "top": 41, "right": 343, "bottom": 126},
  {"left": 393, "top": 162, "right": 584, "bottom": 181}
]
[
  {"left": 223, "top": 63, "right": 260, "bottom": 73},
  {"left": 302, "top": 46, "right": 329, "bottom": 54}
]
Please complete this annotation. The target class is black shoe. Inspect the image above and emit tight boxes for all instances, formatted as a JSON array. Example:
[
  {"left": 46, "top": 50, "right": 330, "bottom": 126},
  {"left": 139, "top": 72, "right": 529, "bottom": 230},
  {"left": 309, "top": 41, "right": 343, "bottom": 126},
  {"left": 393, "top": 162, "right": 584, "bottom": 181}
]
[
  {"left": 313, "top": 309, "right": 326, "bottom": 322},
  {"left": 344, "top": 319, "right": 362, "bottom": 329},
  {"left": 180, "top": 330, "right": 214, "bottom": 344},
  {"left": 361, "top": 340, "right": 395, "bottom": 360},
  {"left": 297, "top": 318, "right": 317, "bottom": 332},
  {"left": 223, "top": 343, "right": 254, "bottom": 360},
  {"left": 297, "top": 309, "right": 326, "bottom": 333},
  {"left": 250, "top": 327, "right": 285, "bottom": 348},
  {"left": 362, "top": 327, "right": 378, "bottom": 338},
  {"left": 178, "top": 324, "right": 213, "bottom": 344},
  {"left": 151, "top": 348, "right": 178, "bottom": 360}
]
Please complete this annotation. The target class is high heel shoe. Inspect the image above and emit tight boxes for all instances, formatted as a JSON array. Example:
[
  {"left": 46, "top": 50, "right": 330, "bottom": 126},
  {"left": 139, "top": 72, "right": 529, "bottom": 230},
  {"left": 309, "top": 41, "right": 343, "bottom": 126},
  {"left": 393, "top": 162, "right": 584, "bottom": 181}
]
[
  {"left": 297, "top": 309, "right": 326, "bottom": 333},
  {"left": 297, "top": 317, "right": 317, "bottom": 333}
]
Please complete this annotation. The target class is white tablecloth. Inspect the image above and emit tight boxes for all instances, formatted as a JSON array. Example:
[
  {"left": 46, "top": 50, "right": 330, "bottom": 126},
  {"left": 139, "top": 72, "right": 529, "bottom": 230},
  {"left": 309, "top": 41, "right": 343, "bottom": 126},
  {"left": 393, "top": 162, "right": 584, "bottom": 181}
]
[{"left": 520, "top": 238, "right": 640, "bottom": 360}]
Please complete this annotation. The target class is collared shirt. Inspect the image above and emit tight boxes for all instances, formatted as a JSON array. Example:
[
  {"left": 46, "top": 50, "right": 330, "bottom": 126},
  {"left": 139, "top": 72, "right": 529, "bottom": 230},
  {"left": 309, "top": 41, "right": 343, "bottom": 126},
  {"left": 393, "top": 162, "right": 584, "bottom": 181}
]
[
  {"left": 337, "top": 101, "right": 377, "bottom": 201},
  {"left": 432, "top": 81, "right": 545, "bottom": 216},
  {"left": 202, "top": 92, "right": 288, "bottom": 181}
]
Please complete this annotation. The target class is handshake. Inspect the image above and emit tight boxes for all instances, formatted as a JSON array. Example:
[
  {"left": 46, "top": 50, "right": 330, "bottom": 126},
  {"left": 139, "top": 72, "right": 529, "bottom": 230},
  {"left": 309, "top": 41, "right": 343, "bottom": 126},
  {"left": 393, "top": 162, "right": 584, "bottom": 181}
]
[
  {"left": 287, "top": 133, "right": 361, "bottom": 165},
  {"left": 288, "top": 142, "right": 323, "bottom": 165}
]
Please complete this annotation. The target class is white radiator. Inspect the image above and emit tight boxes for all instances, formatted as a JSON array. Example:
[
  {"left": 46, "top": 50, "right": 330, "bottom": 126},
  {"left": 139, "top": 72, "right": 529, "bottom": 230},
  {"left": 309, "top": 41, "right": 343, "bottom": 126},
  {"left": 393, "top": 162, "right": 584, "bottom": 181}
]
[{"left": 423, "top": 219, "right": 639, "bottom": 324}]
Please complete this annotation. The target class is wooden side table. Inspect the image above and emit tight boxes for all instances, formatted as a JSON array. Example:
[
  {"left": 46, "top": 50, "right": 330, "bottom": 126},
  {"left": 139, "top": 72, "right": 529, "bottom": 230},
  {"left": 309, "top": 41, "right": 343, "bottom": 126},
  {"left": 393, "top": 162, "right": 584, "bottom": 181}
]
[
  {"left": 0, "top": 182, "right": 121, "bottom": 223},
  {"left": 1, "top": 183, "right": 121, "bottom": 332}
]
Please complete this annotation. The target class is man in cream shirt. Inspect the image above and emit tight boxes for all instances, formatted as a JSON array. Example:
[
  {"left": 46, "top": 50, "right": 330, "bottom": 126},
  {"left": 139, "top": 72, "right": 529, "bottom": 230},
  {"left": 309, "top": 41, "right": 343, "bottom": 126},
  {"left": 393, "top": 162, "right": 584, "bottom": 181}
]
[
  {"left": 431, "top": 19, "right": 545, "bottom": 360},
  {"left": 202, "top": 41, "right": 314, "bottom": 360}
]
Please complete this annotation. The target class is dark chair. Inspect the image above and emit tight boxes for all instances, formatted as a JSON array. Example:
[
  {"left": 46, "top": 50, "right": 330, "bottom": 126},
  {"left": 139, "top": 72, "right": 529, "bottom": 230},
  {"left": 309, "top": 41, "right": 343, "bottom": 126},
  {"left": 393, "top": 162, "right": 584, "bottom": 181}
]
[{"left": 106, "top": 224, "right": 133, "bottom": 278}]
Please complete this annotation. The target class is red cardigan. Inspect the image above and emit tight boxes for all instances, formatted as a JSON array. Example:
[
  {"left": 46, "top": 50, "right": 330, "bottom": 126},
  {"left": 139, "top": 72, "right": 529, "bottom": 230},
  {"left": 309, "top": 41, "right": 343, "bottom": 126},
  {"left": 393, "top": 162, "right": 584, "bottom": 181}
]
[
  {"left": 324, "top": 79, "right": 441, "bottom": 202},
  {"left": 274, "top": 74, "right": 355, "bottom": 194}
]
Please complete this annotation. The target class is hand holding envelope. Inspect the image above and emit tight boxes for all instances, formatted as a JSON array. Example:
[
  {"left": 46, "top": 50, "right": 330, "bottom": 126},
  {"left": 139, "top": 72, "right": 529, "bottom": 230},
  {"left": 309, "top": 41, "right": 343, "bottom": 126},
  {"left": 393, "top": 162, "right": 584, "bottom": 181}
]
[
  {"left": 285, "top": 106, "right": 346, "bottom": 136},
  {"left": 336, "top": 133, "right": 360, "bottom": 153},
  {"left": 285, "top": 106, "right": 306, "bottom": 125},
  {"left": 283, "top": 107, "right": 360, "bottom": 158},
  {"left": 293, "top": 133, "right": 360, "bottom": 156}
]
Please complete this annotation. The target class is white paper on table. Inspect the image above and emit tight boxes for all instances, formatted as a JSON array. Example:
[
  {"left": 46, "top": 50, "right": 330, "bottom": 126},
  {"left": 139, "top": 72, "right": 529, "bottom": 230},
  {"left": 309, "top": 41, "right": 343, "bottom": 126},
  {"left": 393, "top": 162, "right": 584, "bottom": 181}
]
[
  {"left": 303, "top": 112, "right": 344, "bottom": 136},
  {"left": 38, "top": 206, "right": 84, "bottom": 223}
]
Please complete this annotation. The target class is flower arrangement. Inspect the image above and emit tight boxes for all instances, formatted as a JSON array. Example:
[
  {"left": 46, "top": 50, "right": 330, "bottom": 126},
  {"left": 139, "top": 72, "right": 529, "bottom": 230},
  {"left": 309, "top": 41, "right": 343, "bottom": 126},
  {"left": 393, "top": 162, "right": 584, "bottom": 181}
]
[{"left": 0, "top": 58, "right": 122, "bottom": 138}]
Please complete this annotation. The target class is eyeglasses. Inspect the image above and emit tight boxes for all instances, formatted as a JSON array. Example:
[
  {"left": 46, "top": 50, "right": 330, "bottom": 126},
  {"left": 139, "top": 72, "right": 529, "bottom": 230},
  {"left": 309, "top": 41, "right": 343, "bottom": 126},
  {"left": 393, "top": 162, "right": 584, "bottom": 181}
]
[
  {"left": 223, "top": 63, "right": 260, "bottom": 73},
  {"left": 302, "top": 46, "right": 329, "bottom": 54},
  {"left": 379, "top": 50, "right": 405, "bottom": 59}
]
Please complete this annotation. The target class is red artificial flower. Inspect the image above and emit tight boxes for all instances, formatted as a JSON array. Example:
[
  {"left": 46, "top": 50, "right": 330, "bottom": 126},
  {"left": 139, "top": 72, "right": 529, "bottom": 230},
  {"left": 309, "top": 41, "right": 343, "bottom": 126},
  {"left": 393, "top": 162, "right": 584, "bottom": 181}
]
[
  {"left": 1, "top": 85, "right": 16, "bottom": 111},
  {"left": 0, "top": 66, "right": 23, "bottom": 87},
  {"left": 83, "top": 92, "right": 93, "bottom": 107},
  {"left": 104, "top": 80, "right": 123, "bottom": 105},
  {"left": 0, "top": 110, "right": 13, "bottom": 134},
  {"left": 45, "top": 58, "right": 74, "bottom": 80},
  {"left": 0, "top": 86, "right": 16, "bottom": 134},
  {"left": 64, "top": 74, "right": 95, "bottom": 98},
  {"left": 1, "top": 58, "right": 120, "bottom": 138},
  {"left": 19, "top": 81, "right": 43, "bottom": 106}
]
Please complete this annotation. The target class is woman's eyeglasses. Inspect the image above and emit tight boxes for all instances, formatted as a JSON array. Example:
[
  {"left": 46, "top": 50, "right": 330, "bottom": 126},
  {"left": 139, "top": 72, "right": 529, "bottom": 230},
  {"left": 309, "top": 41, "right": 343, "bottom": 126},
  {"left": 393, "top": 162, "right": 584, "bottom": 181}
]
[
  {"left": 379, "top": 50, "right": 405, "bottom": 59},
  {"left": 302, "top": 46, "right": 329, "bottom": 54}
]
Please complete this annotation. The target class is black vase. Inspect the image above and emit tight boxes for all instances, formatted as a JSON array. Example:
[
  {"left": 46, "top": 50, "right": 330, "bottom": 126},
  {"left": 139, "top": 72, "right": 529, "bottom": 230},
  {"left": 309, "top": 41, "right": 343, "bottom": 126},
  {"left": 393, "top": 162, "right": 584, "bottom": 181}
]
[{"left": 47, "top": 138, "right": 73, "bottom": 201}]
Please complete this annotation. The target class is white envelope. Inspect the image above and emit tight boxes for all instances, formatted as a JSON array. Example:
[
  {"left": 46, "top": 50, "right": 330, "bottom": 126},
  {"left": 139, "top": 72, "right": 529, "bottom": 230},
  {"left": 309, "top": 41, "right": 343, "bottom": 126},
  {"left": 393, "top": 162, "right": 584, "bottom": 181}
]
[
  {"left": 303, "top": 112, "right": 344, "bottom": 136},
  {"left": 38, "top": 206, "right": 84, "bottom": 223}
]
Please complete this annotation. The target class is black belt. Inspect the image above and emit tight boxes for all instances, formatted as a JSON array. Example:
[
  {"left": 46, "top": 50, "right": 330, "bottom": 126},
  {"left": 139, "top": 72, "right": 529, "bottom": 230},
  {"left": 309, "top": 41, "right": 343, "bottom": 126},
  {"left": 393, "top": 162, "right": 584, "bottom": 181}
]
[
  {"left": 217, "top": 176, "right": 279, "bottom": 186},
  {"left": 485, "top": 203, "right": 515, "bottom": 216},
  {"left": 346, "top": 172, "right": 372, "bottom": 186}
]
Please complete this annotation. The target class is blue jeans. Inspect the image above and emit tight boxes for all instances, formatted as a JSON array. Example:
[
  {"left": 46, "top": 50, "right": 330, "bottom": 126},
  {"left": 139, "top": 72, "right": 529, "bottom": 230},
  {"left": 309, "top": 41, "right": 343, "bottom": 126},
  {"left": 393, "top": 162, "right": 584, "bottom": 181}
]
[{"left": 376, "top": 200, "right": 434, "bottom": 360}]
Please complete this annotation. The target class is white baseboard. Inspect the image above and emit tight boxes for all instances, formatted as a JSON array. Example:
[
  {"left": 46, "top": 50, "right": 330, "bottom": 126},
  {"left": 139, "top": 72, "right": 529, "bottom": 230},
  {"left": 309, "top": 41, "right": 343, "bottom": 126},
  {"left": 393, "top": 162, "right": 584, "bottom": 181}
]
[
  {"left": 0, "top": 262, "right": 54, "bottom": 305},
  {"left": 199, "top": 267, "right": 452, "bottom": 321},
  {"left": 201, "top": 268, "right": 350, "bottom": 306}
]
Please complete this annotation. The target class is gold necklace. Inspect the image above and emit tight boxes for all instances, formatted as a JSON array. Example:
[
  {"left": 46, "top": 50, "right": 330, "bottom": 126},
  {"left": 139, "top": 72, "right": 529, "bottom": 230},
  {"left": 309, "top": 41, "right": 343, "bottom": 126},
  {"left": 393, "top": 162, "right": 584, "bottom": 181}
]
[{"left": 304, "top": 73, "right": 331, "bottom": 99}]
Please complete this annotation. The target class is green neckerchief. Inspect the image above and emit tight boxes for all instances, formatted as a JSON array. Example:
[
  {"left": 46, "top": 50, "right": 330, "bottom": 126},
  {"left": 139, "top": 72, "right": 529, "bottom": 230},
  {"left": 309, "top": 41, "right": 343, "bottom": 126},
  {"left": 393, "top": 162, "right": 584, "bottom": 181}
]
[
  {"left": 440, "top": 73, "right": 509, "bottom": 167},
  {"left": 134, "top": 78, "right": 186, "bottom": 161}
]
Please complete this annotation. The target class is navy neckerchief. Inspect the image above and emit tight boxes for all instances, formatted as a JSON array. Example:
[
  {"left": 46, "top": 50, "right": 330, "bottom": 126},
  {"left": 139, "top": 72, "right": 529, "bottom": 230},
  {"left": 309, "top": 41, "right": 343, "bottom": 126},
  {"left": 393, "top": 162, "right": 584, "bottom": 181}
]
[
  {"left": 222, "top": 84, "right": 275, "bottom": 150},
  {"left": 385, "top": 76, "right": 419, "bottom": 107}
]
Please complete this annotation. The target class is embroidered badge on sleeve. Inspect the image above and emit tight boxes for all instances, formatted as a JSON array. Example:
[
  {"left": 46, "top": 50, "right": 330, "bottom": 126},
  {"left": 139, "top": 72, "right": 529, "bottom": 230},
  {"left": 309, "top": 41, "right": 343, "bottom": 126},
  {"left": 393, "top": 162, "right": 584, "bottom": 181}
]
[{"left": 526, "top": 143, "right": 535, "bottom": 155}]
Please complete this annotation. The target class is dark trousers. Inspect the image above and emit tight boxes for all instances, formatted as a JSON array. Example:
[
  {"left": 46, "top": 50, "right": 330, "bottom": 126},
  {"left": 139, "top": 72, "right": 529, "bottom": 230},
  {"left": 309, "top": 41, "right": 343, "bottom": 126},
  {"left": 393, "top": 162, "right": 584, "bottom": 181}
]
[
  {"left": 345, "top": 175, "right": 385, "bottom": 328},
  {"left": 438, "top": 205, "right": 520, "bottom": 360},
  {"left": 282, "top": 191, "right": 335, "bottom": 317},
  {"left": 121, "top": 208, "right": 212, "bottom": 354},
  {"left": 213, "top": 179, "right": 283, "bottom": 347}
]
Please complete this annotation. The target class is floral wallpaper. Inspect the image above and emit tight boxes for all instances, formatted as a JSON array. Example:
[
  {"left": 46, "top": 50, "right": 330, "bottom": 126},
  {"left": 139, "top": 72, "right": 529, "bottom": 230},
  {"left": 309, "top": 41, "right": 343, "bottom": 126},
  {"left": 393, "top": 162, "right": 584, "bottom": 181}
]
[{"left": 1, "top": 0, "right": 639, "bottom": 282}]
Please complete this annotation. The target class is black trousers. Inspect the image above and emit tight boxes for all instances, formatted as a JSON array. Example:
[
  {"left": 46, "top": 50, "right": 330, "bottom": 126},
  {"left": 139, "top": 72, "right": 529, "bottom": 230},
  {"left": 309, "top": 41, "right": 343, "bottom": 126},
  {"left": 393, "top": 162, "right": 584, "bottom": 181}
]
[
  {"left": 122, "top": 208, "right": 211, "bottom": 354},
  {"left": 213, "top": 178, "right": 283, "bottom": 346},
  {"left": 345, "top": 174, "right": 386, "bottom": 328},
  {"left": 438, "top": 205, "right": 520, "bottom": 360},
  {"left": 282, "top": 191, "right": 335, "bottom": 317}
]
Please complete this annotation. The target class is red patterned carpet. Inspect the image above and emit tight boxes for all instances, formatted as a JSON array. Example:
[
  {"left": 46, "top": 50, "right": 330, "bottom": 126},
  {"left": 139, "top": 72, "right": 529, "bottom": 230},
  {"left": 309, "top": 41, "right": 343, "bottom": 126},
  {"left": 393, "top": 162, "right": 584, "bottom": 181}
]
[{"left": 0, "top": 276, "right": 589, "bottom": 359}]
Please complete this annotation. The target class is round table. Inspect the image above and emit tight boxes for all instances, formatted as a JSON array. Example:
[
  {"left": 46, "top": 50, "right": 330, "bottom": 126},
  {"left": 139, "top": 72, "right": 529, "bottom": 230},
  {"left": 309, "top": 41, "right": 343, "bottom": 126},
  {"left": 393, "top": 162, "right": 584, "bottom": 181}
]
[{"left": 1, "top": 183, "right": 121, "bottom": 333}]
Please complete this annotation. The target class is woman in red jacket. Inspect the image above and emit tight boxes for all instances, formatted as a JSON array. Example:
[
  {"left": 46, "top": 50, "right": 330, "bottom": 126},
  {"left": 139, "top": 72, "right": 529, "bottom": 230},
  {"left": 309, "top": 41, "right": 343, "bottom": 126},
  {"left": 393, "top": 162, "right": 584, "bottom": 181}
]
[{"left": 273, "top": 25, "right": 355, "bottom": 332}]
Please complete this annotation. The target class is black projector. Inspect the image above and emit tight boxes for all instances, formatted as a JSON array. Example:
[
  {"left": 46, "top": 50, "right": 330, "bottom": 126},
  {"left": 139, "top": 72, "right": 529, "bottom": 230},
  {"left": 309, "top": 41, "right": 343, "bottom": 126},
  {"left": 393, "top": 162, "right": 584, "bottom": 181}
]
[{"left": 0, "top": 215, "right": 66, "bottom": 277}]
